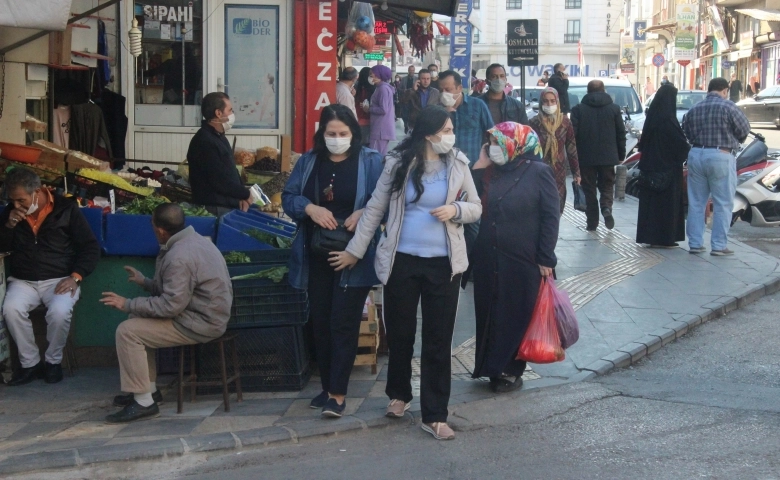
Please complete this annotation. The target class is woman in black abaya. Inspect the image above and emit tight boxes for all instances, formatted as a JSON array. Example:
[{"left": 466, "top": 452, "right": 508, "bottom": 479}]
[{"left": 636, "top": 84, "right": 691, "bottom": 247}]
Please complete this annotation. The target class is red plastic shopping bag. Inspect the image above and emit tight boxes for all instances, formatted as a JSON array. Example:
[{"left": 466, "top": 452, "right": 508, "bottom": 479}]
[
  {"left": 516, "top": 278, "right": 566, "bottom": 364},
  {"left": 550, "top": 279, "right": 579, "bottom": 349}
]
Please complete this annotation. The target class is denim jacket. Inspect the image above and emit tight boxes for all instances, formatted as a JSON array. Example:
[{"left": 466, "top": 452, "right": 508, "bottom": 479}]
[{"left": 282, "top": 147, "right": 384, "bottom": 290}]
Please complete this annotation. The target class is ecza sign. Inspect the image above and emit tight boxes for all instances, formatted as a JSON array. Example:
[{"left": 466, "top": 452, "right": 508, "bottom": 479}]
[
  {"left": 305, "top": 1, "right": 337, "bottom": 146},
  {"left": 233, "top": 18, "right": 273, "bottom": 35}
]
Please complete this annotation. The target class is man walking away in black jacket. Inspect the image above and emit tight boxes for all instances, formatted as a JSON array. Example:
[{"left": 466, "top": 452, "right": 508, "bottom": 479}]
[
  {"left": 548, "top": 63, "right": 571, "bottom": 114},
  {"left": 187, "top": 92, "right": 251, "bottom": 216},
  {"left": 0, "top": 168, "right": 100, "bottom": 386},
  {"left": 571, "top": 80, "right": 627, "bottom": 230}
]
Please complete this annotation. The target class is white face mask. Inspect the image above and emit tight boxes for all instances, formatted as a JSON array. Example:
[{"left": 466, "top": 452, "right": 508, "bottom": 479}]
[
  {"left": 430, "top": 134, "right": 456, "bottom": 154},
  {"left": 489, "top": 145, "right": 508, "bottom": 166},
  {"left": 368, "top": 76, "right": 376, "bottom": 85},
  {"left": 218, "top": 113, "right": 235, "bottom": 132},
  {"left": 440, "top": 91, "right": 461, "bottom": 107},
  {"left": 489, "top": 79, "right": 507, "bottom": 93},
  {"left": 26, "top": 192, "right": 39, "bottom": 215},
  {"left": 430, "top": 71, "right": 439, "bottom": 79},
  {"left": 325, "top": 137, "right": 352, "bottom": 155},
  {"left": 542, "top": 104, "right": 558, "bottom": 115}
]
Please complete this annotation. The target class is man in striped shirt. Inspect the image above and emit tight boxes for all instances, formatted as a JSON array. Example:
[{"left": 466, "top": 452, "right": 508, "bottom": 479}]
[{"left": 682, "top": 77, "right": 750, "bottom": 256}]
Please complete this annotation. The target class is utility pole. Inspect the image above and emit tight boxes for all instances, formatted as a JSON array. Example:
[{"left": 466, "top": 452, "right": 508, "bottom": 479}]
[{"left": 694, "top": 0, "right": 704, "bottom": 89}]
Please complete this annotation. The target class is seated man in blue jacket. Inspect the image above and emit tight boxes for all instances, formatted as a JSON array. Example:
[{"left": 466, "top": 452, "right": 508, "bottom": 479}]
[
  {"left": 0, "top": 168, "right": 100, "bottom": 385},
  {"left": 479, "top": 63, "right": 529, "bottom": 126}
]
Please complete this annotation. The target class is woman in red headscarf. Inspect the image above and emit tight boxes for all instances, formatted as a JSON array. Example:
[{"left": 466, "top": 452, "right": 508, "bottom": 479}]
[{"left": 470, "top": 122, "right": 561, "bottom": 393}]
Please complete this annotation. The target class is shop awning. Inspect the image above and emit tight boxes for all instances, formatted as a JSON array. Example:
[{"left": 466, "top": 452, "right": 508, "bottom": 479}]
[
  {"left": 735, "top": 9, "right": 780, "bottom": 22},
  {"left": 365, "top": 0, "right": 458, "bottom": 17},
  {"left": 0, "top": 0, "right": 72, "bottom": 30},
  {"left": 641, "top": 20, "right": 677, "bottom": 33}
]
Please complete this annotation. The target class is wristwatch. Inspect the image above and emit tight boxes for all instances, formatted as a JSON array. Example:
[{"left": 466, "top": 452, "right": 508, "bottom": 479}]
[{"left": 70, "top": 276, "right": 82, "bottom": 285}]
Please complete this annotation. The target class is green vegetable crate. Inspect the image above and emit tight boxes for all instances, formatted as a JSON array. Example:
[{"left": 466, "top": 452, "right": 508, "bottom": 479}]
[{"left": 227, "top": 263, "right": 308, "bottom": 328}]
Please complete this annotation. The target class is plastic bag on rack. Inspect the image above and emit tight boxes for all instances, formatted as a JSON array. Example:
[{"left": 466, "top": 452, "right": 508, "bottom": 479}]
[
  {"left": 516, "top": 278, "right": 566, "bottom": 364},
  {"left": 550, "top": 279, "right": 579, "bottom": 349},
  {"left": 345, "top": 2, "right": 375, "bottom": 38}
]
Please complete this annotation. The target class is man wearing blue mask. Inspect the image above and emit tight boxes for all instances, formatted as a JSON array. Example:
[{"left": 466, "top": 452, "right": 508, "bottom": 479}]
[
  {"left": 479, "top": 63, "right": 528, "bottom": 126},
  {"left": 0, "top": 168, "right": 100, "bottom": 386}
]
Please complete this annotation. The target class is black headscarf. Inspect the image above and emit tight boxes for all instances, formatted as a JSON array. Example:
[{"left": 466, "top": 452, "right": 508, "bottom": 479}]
[{"left": 637, "top": 84, "right": 690, "bottom": 170}]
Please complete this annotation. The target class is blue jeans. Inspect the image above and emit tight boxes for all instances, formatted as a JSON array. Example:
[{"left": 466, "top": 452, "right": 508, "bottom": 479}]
[{"left": 686, "top": 148, "right": 736, "bottom": 251}]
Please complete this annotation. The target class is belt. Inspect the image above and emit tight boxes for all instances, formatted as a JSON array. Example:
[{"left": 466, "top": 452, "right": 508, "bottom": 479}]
[{"left": 691, "top": 145, "right": 735, "bottom": 154}]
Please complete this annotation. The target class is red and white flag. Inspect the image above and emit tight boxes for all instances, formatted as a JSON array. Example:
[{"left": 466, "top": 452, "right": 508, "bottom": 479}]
[{"left": 578, "top": 39, "right": 585, "bottom": 76}]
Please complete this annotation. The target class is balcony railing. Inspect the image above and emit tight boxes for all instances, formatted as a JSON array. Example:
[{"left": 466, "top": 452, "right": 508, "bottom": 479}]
[
  {"left": 564, "top": 33, "right": 581, "bottom": 43},
  {"left": 565, "top": 0, "right": 582, "bottom": 8}
]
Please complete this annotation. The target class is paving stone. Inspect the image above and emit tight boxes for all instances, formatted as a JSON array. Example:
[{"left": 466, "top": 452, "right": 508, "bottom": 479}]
[
  {"left": 0, "top": 449, "right": 77, "bottom": 475},
  {"left": 159, "top": 400, "right": 222, "bottom": 418},
  {"left": 78, "top": 438, "right": 184, "bottom": 465},
  {"left": 581, "top": 359, "right": 614, "bottom": 375},
  {"left": 763, "top": 277, "right": 780, "bottom": 295},
  {"left": 184, "top": 432, "right": 237, "bottom": 453},
  {"left": 664, "top": 321, "right": 689, "bottom": 338},
  {"left": 114, "top": 417, "right": 202, "bottom": 438},
  {"left": 211, "top": 398, "right": 295, "bottom": 417},
  {"left": 344, "top": 380, "right": 374, "bottom": 398},
  {"left": 289, "top": 416, "right": 365, "bottom": 440},
  {"left": 650, "top": 327, "right": 676, "bottom": 345},
  {"left": 12, "top": 437, "right": 108, "bottom": 455},
  {"left": 51, "top": 421, "right": 125, "bottom": 440},
  {"left": 192, "top": 416, "right": 277, "bottom": 435},
  {"left": 675, "top": 314, "right": 702, "bottom": 328},
  {"left": 5, "top": 421, "right": 69, "bottom": 441},
  {"left": 635, "top": 335, "right": 663, "bottom": 355},
  {"left": 234, "top": 426, "right": 291, "bottom": 447},
  {"left": 736, "top": 284, "right": 766, "bottom": 308},
  {"left": 616, "top": 342, "right": 647, "bottom": 362},
  {"left": 601, "top": 351, "right": 631, "bottom": 369},
  {"left": 32, "top": 411, "right": 83, "bottom": 423},
  {"left": 567, "top": 371, "right": 596, "bottom": 383}
]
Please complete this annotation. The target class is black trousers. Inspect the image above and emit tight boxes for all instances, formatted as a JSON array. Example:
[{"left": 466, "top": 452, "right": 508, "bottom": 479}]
[
  {"left": 580, "top": 165, "right": 616, "bottom": 228},
  {"left": 307, "top": 254, "right": 372, "bottom": 396},
  {"left": 384, "top": 253, "right": 461, "bottom": 424}
]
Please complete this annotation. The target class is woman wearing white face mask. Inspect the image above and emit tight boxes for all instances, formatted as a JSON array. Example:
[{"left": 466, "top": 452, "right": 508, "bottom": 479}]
[
  {"left": 330, "top": 106, "right": 481, "bottom": 441},
  {"left": 471, "top": 123, "right": 561, "bottom": 394},
  {"left": 282, "top": 104, "right": 384, "bottom": 418},
  {"left": 367, "top": 65, "right": 396, "bottom": 155},
  {"left": 529, "top": 87, "right": 581, "bottom": 213}
]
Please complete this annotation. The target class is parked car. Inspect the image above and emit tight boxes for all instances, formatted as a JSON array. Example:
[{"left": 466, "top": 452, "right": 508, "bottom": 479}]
[
  {"left": 511, "top": 86, "right": 545, "bottom": 119},
  {"left": 636, "top": 90, "right": 707, "bottom": 132},
  {"left": 736, "top": 86, "right": 780, "bottom": 128}
]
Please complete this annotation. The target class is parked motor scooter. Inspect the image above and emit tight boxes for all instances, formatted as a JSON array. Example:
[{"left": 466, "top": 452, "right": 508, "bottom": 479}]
[{"left": 732, "top": 153, "right": 780, "bottom": 227}]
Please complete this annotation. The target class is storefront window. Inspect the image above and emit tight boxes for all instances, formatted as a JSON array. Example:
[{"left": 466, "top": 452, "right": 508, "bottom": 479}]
[
  {"left": 133, "top": 1, "right": 203, "bottom": 126},
  {"left": 224, "top": 5, "right": 280, "bottom": 129}
]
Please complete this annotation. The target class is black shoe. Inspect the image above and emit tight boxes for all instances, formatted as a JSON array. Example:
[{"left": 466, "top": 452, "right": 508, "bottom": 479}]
[
  {"left": 489, "top": 375, "right": 523, "bottom": 394},
  {"left": 321, "top": 397, "right": 346, "bottom": 418},
  {"left": 309, "top": 391, "right": 329, "bottom": 409},
  {"left": 113, "top": 390, "right": 164, "bottom": 407},
  {"left": 105, "top": 401, "right": 160, "bottom": 424},
  {"left": 7, "top": 362, "right": 44, "bottom": 386},
  {"left": 44, "top": 362, "right": 63, "bottom": 384},
  {"left": 602, "top": 208, "right": 615, "bottom": 230}
]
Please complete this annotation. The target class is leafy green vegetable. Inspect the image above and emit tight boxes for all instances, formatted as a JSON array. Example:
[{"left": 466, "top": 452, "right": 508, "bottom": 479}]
[
  {"left": 230, "top": 266, "right": 288, "bottom": 283},
  {"left": 121, "top": 196, "right": 169, "bottom": 215},
  {"left": 179, "top": 203, "right": 215, "bottom": 217},
  {"left": 244, "top": 228, "right": 290, "bottom": 248},
  {"left": 223, "top": 251, "right": 251, "bottom": 264}
]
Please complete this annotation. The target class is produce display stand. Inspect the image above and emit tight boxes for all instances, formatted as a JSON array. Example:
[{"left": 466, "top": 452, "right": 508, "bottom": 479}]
[
  {"left": 103, "top": 213, "right": 216, "bottom": 257},
  {"left": 356, "top": 290, "right": 380, "bottom": 374}
]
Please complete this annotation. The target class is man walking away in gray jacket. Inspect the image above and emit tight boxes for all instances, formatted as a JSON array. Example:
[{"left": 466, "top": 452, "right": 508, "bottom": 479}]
[{"left": 101, "top": 203, "right": 234, "bottom": 423}]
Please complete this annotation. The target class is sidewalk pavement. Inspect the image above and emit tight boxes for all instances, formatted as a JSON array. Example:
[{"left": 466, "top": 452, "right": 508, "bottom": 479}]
[{"left": 1, "top": 187, "right": 779, "bottom": 476}]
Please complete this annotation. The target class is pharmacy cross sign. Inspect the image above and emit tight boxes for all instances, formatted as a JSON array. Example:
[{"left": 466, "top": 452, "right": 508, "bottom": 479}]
[{"left": 507, "top": 19, "right": 539, "bottom": 66}]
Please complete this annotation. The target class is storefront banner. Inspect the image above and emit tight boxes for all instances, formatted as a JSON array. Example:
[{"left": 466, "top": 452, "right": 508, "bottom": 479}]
[
  {"left": 706, "top": 6, "right": 729, "bottom": 52},
  {"left": 620, "top": 36, "right": 636, "bottom": 74},
  {"left": 739, "top": 31, "right": 753, "bottom": 58},
  {"left": 449, "top": 0, "right": 473, "bottom": 88},
  {"left": 225, "top": 5, "right": 280, "bottom": 129},
  {"left": 675, "top": 4, "right": 696, "bottom": 61},
  {"left": 303, "top": 1, "right": 337, "bottom": 148}
]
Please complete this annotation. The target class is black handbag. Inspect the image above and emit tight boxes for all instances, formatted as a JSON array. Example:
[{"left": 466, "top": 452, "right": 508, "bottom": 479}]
[
  {"left": 572, "top": 180, "right": 587, "bottom": 212},
  {"left": 309, "top": 166, "right": 354, "bottom": 256},
  {"left": 637, "top": 170, "right": 672, "bottom": 192}
]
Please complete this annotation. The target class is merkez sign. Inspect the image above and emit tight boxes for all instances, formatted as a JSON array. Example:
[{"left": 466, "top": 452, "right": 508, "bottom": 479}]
[
  {"left": 507, "top": 20, "right": 539, "bottom": 66},
  {"left": 449, "top": 0, "right": 473, "bottom": 87}
]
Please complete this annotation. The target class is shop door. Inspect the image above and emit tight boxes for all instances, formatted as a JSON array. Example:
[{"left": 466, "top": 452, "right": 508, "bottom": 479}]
[{"left": 205, "top": 0, "right": 289, "bottom": 142}]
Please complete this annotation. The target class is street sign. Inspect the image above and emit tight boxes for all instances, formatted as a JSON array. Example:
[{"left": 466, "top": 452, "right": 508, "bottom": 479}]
[
  {"left": 363, "top": 52, "right": 384, "bottom": 60},
  {"left": 652, "top": 53, "right": 665, "bottom": 67},
  {"left": 633, "top": 21, "right": 647, "bottom": 43},
  {"left": 598, "top": 70, "right": 608, "bottom": 77},
  {"left": 722, "top": 60, "right": 732, "bottom": 68},
  {"left": 507, "top": 19, "right": 539, "bottom": 66},
  {"left": 677, "top": 59, "right": 691, "bottom": 67}
]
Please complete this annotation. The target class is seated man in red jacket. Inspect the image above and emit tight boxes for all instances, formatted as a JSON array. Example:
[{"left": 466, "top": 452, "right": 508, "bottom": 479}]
[{"left": 0, "top": 168, "right": 100, "bottom": 385}]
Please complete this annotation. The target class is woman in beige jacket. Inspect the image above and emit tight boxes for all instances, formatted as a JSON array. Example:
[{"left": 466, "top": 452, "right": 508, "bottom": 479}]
[{"left": 331, "top": 106, "right": 481, "bottom": 441}]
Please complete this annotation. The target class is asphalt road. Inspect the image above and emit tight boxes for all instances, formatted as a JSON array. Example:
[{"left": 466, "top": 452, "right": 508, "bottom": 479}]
[{"left": 41, "top": 290, "right": 775, "bottom": 480}]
